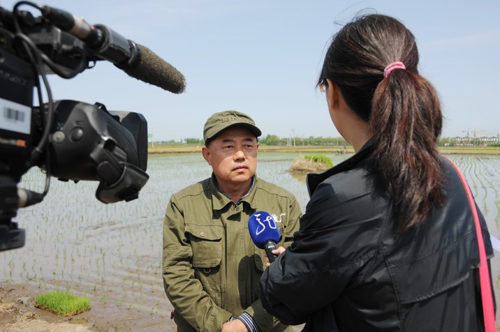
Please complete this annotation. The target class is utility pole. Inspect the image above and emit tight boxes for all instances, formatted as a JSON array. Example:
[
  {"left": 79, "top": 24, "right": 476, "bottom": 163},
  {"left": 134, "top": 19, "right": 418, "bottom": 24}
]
[{"left": 292, "top": 129, "right": 296, "bottom": 147}]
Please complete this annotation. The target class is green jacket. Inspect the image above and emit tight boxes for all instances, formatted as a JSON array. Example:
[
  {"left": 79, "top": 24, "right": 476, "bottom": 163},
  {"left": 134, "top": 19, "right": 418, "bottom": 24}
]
[{"left": 163, "top": 175, "right": 301, "bottom": 332}]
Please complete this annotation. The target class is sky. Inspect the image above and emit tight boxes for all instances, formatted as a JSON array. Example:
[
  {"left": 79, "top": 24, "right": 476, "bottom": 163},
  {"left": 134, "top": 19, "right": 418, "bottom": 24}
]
[{"left": 1, "top": 0, "right": 499, "bottom": 142}]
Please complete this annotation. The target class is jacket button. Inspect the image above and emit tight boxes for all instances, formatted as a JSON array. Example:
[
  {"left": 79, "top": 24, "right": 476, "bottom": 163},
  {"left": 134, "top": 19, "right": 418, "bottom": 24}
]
[{"left": 200, "top": 232, "right": 205, "bottom": 237}]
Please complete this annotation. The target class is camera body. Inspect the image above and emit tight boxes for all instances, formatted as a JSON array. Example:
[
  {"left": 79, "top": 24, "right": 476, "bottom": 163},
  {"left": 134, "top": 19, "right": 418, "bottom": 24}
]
[
  {"left": 0, "top": 35, "right": 35, "bottom": 182},
  {"left": 0, "top": 5, "right": 149, "bottom": 251}
]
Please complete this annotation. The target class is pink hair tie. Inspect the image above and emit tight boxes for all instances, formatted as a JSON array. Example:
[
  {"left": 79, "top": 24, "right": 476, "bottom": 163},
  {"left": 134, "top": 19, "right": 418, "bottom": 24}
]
[{"left": 384, "top": 61, "right": 406, "bottom": 78}]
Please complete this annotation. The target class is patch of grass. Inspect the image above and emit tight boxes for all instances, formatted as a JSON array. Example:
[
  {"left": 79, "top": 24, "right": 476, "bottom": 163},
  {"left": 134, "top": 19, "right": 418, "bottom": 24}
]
[
  {"left": 34, "top": 291, "right": 91, "bottom": 316},
  {"left": 303, "top": 155, "right": 334, "bottom": 168}
]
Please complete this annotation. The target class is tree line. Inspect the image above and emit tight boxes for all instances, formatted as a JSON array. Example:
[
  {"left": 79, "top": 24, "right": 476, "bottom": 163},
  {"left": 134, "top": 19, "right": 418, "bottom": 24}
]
[
  {"left": 259, "top": 135, "right": 350, "bottom": 146},
  {"left": 154, "top": 136, "right": 499, "bottom": 147}
]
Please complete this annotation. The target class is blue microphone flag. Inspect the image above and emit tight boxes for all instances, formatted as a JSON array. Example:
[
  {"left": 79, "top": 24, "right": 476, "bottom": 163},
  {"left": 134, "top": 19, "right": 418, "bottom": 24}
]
[{"left": 248, "top": 211, "right": 280, "bottom": 249}]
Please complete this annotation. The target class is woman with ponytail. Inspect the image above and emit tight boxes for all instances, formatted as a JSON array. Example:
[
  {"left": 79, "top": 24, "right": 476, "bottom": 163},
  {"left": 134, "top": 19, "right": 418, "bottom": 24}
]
[{"left": 260, "top": 14, "right": 495, "bottom": 331}]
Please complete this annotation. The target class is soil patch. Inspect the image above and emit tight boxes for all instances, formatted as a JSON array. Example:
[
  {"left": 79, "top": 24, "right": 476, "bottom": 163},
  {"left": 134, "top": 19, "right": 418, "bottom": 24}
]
[
  {"left": 0, "top": 282, "right": 176, "bottom": 332},
  {"left": 1, "top": 301, "right": 91, "bottom": 331}
]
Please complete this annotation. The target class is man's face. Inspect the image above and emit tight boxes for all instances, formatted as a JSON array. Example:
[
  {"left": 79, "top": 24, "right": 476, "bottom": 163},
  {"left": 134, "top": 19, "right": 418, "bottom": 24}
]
[{"left": 202, "top": 126, "right": 259, "bottom": 186}]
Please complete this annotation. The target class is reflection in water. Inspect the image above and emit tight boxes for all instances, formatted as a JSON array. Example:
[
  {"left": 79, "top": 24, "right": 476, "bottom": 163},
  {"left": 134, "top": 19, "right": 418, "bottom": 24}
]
[
  {"left": 3, "top": 153, "right": 500, "bottom": 324},
  {"left": 290, "top": 172, "right": 307, "bottom": 184}
]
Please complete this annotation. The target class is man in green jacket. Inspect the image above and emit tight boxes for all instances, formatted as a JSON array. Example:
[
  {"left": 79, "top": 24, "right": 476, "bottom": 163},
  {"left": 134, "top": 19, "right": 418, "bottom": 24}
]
[{"left": 163, "top": 110, "right": 301, "bottom": 332}]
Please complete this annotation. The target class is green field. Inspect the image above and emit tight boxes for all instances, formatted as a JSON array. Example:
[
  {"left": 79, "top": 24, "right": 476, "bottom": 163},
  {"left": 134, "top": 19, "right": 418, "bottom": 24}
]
[
  {"left": 148, "top": 143, "right": 500, "bottom": 155},
  {"left": 3, "top": 151, "right": 500, "bottom": 326}
]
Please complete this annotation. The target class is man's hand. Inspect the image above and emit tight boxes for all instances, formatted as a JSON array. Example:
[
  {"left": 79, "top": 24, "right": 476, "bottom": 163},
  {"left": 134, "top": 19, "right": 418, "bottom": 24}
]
[
  {"left": 264, "top": 246, "right": 286, "bottom": 267},
  {"left": 222, "top": 319, "right": 249, "bottom": 331}
]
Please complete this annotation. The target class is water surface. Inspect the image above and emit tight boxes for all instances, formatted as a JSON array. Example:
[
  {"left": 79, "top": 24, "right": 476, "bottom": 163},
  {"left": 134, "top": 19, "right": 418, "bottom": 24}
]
[{"left": 2, "top": 152, "right": 500, "bottom": 326}]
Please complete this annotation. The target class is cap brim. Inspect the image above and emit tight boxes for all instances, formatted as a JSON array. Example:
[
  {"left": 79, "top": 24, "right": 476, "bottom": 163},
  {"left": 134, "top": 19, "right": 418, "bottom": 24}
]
[{"left": 206, "top": 123, "right": 262, "bottom": 141}]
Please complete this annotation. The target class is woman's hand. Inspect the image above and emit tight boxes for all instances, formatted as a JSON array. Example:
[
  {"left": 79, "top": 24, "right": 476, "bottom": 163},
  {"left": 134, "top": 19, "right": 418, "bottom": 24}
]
[
  {"left": 222, "top": 319, "right": 249, "bottom": 331},
  {"left": 264, "top": 247, "right": 286, "bottom": 267}
]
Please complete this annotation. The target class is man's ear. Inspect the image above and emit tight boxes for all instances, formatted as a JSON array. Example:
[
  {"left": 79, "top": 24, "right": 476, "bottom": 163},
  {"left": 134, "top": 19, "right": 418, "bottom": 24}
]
[{"left": 202, "top": 146, "right": 212, "bottom": 165}]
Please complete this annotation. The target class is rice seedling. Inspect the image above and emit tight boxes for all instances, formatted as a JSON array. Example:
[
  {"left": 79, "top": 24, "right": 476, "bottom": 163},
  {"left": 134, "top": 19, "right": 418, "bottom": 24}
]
[{"left": 34, "top": 291, "right": 91, "bottom": 316}]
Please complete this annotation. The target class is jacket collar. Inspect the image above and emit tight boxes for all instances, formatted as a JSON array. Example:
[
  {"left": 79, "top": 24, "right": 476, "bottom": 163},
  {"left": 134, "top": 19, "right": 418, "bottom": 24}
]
[
  {"left": 210, "top": 174, "right": 258, "bottom": 211},
  {"left": 306, "top": 139, "right": 373, "bottom": 197}
]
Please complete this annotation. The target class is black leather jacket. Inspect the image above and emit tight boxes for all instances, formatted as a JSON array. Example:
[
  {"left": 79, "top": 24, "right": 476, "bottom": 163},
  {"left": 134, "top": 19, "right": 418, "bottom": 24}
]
[{"left": 260, "top": 142, "right": 495, "bottom": 331}]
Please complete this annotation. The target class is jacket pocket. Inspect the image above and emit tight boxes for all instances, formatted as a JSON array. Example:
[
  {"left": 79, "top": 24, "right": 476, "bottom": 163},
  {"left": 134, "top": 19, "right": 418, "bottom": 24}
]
[
  {"left": 186, "top": 223, "right": 224, "bottom": 306},
  {"left": 389, "top": 231, "right": 479, "bottom": 304},
  {"left": 185, "top": 224, "right": 223, "bottom": 268}
]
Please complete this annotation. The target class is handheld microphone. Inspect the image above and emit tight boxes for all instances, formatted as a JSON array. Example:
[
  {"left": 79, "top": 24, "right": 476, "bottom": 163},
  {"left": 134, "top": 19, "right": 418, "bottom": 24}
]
[
  {"left": 41, "top": 6, "right": 186, "bottom": 93},
  {"left": 248, "top": 211, "right": 280, "bottom": 263}
]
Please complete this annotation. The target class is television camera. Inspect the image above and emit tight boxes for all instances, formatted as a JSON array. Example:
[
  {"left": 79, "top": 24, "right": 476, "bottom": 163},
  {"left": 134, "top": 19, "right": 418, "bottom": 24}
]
[{"left": 0, "top": 2, "right": 185, "bottom": 252}]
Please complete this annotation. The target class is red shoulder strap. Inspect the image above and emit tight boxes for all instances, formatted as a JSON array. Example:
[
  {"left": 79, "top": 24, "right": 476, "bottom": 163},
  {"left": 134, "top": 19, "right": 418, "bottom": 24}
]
[{"left": 447, "top": 157, "right": 495, "bottom": 331}]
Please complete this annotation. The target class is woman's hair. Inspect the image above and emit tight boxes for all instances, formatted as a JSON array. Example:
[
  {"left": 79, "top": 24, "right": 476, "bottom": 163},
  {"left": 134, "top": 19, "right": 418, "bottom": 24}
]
[{"left": 318, "top": 14, "right": 445, "bottom": 231}]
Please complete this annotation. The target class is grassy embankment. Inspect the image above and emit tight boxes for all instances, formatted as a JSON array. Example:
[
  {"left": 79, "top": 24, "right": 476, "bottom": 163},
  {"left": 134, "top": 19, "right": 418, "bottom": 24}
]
[
  {"left": 289, "top": 155, "right": 334, "bottom": 173},
  {"left": 148, "top": 143, "right": 500, "bottom": 155}
]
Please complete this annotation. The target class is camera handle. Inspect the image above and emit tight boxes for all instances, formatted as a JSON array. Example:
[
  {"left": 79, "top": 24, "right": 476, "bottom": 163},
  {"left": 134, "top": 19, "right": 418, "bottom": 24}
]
[{"left": 90, "top": 140, "right": 149, "bottom": 204}]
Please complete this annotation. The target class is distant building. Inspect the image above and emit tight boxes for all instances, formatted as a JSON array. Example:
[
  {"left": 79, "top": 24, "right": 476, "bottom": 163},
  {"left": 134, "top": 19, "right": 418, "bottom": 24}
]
[{"left": 450, "top": 136, "right": 500, "bottom": 145}]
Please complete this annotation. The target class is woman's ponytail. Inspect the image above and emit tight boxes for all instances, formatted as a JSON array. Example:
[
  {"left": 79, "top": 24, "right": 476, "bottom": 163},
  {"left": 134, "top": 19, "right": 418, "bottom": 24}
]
[
  {"left": 319, "top": 14, "right": 446, "bottom": 231},
  {"left": 370, "top": 68, "right": 445, "bottom": 230}
]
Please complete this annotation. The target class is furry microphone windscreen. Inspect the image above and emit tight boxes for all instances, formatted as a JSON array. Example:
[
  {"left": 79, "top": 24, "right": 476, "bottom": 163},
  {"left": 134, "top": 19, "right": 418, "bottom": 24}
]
[{"left": 123, "top": 45, "right": 186, "bottom": 94}]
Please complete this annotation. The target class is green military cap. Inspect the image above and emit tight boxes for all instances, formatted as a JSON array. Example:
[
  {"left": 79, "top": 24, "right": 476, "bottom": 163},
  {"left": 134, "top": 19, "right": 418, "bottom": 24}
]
[{"left": 203, "top": 110, "right": 262, "bottom": 141}]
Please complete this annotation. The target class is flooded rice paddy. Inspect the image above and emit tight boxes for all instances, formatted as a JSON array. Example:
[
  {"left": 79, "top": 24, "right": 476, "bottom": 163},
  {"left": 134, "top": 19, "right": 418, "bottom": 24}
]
[{"left": 2, "top": 153, "right": 500, "bottom": 326}]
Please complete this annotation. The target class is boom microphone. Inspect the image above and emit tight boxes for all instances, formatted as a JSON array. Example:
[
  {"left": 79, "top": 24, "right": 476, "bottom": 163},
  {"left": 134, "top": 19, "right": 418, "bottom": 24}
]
[
  {"left": 248, "top": 211, "right": 280, "bottom": 263},
  {"left": 122, "top": 44, "right": 186, "bottom": 94},
  {"left": 41, "top": 5, "right": 186, "bottom": 93}
]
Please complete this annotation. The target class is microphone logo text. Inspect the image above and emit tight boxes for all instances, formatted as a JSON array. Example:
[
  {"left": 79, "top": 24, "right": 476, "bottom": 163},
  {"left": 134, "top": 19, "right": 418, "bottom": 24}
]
[{"left": 254, "top": 213, "right": 277, "bottom": 236}]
